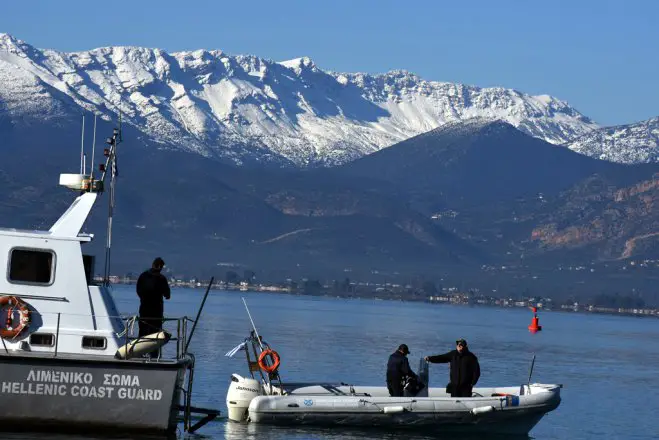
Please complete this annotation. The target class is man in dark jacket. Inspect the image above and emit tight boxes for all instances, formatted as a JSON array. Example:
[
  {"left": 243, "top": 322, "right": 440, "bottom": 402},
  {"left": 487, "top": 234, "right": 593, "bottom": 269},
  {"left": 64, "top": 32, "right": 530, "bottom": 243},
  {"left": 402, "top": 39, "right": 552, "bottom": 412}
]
[
  {"left": 386, "top": 344, "right": 417, "bottom": 397},
  {"left": 136, "top": 258, "right": 171, "bottom": 345},
  {"left": 424, "top": 338, "right": 480, "bottom": 398}
]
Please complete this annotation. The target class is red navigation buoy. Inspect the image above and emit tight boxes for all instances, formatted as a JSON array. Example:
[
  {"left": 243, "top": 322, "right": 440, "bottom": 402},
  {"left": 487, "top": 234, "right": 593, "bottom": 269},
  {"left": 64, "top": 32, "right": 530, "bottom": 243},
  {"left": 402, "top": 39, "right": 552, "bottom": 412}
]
[{"left": 528, "top": 307, "right": 542, "bottom": 333}]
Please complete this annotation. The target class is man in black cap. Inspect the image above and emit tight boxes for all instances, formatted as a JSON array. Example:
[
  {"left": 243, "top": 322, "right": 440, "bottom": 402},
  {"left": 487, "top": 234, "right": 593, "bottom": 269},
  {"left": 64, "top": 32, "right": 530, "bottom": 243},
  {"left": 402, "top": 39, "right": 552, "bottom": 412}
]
[
  {"left": 424, "top": 339, "right": 480, "bottom": 398},
  {"left": 386, "top": 344, "right": 417, "bottom": 397},
  {"left": 136, "top": 257, "right": 171, "bottom": 356}
]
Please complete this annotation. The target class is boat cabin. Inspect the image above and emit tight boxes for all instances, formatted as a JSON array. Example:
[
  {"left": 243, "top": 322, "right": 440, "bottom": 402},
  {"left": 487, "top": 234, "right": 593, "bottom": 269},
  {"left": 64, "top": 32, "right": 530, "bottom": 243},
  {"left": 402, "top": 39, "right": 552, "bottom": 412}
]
[{"left": 0, "top": 191, "right": 124, "bottom": 356}]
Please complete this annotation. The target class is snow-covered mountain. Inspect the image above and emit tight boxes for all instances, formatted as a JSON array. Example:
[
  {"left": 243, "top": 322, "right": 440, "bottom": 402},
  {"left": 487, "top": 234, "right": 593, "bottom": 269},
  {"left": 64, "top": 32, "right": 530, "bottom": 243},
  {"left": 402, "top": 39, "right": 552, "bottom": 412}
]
[
  {"left": 0, "top": 33, "right": 599, "bottom": 166},
  {"left": 565, "top": 117, "right": 659, "bottom": 164}
]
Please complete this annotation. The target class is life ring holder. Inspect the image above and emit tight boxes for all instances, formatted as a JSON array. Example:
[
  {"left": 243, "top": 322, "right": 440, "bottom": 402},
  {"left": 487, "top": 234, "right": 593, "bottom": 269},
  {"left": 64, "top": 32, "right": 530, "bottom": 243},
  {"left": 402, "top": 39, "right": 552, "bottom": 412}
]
[
  {"left": 0, "top": 296, "right": 31, "bottom": 339},
  {"left": 258, "top": 349, "right": 280, "bottom": 373}
]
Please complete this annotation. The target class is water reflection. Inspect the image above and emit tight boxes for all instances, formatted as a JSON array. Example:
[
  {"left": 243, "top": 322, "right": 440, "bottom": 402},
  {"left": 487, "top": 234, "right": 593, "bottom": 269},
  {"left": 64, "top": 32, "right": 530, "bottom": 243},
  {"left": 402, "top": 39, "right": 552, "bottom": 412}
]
[
  {"left": 221, "top": 421, "right": 531, "bottom": 440},
  {"left": 1, "top": 433, "right": 176, "bottom": 440}
]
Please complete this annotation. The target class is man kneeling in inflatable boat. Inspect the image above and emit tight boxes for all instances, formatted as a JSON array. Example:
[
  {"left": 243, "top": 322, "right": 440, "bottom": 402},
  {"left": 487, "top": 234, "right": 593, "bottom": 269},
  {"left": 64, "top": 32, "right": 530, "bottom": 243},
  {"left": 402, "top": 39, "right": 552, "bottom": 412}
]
[{"left": 386, "top": 344, "right": 426, "bottom": 397}]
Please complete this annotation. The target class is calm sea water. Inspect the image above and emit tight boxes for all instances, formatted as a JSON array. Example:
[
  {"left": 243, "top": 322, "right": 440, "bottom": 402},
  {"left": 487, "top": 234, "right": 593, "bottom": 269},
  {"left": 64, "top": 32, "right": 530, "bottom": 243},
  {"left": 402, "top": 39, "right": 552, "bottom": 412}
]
[{"left": 9, "top": 286, "right": 659, "bottom": 439}]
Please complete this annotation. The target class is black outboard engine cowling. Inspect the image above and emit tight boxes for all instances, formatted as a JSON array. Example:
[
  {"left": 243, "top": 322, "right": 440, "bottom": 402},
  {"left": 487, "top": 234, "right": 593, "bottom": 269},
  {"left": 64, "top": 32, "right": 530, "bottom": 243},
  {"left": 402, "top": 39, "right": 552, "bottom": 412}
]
[
  {"left": 404, "top": 358, "right": 429, "bottom": 397},
  {"left": 403, "top": 376, "right": 425, "bottom": 397}
]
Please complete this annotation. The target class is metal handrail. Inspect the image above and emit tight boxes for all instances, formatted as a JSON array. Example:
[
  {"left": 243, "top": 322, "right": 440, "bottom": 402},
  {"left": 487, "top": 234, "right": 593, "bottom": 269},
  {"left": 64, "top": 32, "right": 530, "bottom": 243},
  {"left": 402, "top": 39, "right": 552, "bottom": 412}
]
[
  {"left": 27, "top": 310, "right": 195, "bottom": 321},
  {"left": 113, "top": 315, "right": 193, "bottom": 360},
  {"left": 2, "top": 311, "right": 195, "bottom": 361},
  {"left": 4, "top": 294, "right": 69, "bottom": 302},
  {"left": 54, "top": 313, "right": 61, "bottom": 357}
]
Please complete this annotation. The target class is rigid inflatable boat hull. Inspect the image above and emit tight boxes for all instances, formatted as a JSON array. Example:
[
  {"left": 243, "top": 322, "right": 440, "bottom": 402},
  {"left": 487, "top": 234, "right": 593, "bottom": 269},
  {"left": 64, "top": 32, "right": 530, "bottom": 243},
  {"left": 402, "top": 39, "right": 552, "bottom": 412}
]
[{"left": 246, "top": 384, "right": 561, "bottom": 435}]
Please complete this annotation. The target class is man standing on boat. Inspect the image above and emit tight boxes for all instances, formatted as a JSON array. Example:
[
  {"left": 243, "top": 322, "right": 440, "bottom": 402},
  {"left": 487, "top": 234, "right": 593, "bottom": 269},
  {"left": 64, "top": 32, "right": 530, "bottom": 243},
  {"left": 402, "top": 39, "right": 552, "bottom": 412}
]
[
  {"left": 424, "top": 338, "right": 480, "bottom": 398},
  {"left": 386, "top": 344, "right": 417, "bottom": 397},
  {"left": 136, "top": 257, "right": 171, "bottom": 355}
]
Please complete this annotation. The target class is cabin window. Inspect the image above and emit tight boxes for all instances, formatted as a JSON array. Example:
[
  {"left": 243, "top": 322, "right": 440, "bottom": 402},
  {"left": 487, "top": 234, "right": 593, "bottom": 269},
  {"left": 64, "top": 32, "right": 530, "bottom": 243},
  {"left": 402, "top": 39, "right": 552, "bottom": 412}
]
[
  {"left": 83, "top": 255, "right": 96, "bottom": 284},
  {"left": 8, "top": 248, "right": 55, "bottom": 285},
  {"left": 29, "top": 333, "right": 55, "bottom": 347},
  {"left": 82, "top": 336, "right": 107, "bottom": 350}
]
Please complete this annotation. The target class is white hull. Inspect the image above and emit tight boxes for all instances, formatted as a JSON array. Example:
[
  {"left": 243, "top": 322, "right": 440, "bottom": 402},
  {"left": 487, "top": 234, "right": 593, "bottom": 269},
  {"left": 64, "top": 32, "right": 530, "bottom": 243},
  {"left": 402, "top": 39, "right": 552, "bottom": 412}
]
[{"left": 234, "top": 381, "right": 561, "bottom": 435}]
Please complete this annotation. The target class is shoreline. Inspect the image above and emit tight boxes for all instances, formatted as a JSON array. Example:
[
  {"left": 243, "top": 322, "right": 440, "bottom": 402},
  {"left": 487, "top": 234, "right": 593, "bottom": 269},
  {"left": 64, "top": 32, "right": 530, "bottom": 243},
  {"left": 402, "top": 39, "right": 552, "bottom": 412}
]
[
  {"left": 271, "top": 289, "right": 659, "bottom": 319},
  {"left": 110, "top": 280, "right": 658, "bottom": 319}
]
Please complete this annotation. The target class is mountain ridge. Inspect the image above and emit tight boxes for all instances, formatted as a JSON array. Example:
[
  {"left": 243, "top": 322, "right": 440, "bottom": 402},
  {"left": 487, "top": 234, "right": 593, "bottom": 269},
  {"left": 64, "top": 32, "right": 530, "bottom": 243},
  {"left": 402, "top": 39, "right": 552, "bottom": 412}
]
[
  {"left": 565, "top": 116, "right": 659, "bottom": 164},
  {"left": 1, "top": 32, "right": 600, "bottom": 167},
  {"left": 338, "top": 119, "right": 637, "bottom": 206}
]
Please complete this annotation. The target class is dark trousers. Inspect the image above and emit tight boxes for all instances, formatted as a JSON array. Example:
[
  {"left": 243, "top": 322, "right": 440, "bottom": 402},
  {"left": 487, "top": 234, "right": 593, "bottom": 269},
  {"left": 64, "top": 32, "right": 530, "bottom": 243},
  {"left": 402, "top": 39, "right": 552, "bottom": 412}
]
[
  {"left": 138, "top": 304, "right": 163, "bottom": 358},
  {"left": 138, "top": 317, "right": 163, "bottom": 337},
  {"left": 387, "top": 380, "right": 404, "bottom": 397},
  {"left": 449, "top": 384, "right": 473, "bottom": 398}
]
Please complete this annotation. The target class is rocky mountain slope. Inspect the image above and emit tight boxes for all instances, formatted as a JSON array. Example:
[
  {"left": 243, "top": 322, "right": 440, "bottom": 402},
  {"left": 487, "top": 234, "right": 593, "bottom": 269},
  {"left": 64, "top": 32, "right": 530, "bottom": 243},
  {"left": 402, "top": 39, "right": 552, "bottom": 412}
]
[{"left": 565, "top": 117, "right": 659, "bottom": 164}]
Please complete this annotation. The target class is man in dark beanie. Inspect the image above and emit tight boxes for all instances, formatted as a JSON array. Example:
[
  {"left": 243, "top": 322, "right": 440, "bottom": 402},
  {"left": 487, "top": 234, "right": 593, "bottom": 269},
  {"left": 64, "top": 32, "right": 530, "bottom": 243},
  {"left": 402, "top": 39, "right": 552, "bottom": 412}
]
[
  {"left": 424, "top": 339, "right": 480, "bottom": 397},
  {"left": 136, "top": 257, "right": 171, "bottom": 356}
]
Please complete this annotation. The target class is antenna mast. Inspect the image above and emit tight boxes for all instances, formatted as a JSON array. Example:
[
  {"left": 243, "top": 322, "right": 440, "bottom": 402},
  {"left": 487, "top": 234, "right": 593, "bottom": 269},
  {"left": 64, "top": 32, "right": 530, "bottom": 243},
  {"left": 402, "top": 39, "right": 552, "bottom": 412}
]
[
  {"left": 79, "top": 115, "right": 85, "bottom": 174},
  {"left": 242, "top": 298, "right": 264, "bottom": 351},
  {"left": 102, "top": 117, "right": 122, "bottom": 286},
  {"left": 90, "top": 114, "right": 97, "bottom": 178}
]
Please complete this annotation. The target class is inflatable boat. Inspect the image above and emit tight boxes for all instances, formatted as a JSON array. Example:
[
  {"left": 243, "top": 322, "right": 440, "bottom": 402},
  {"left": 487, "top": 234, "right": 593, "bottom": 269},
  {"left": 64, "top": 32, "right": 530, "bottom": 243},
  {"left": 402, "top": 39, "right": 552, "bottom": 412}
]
[{"left": 225, "top": 331, "right": 562, "bottom": 435}]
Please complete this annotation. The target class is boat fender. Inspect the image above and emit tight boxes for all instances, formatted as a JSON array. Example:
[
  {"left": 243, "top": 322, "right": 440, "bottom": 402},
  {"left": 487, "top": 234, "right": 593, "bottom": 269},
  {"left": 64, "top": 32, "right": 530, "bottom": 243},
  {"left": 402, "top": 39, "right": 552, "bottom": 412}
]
[
  {"left": 383, "top": 406, "right": 406, "bottom": 414},
  {"left": 114, "top": 331, "right": 171, "bottom": 359},
  {"left": 471, "top": 405, "right": 495, "bottom": 415}
]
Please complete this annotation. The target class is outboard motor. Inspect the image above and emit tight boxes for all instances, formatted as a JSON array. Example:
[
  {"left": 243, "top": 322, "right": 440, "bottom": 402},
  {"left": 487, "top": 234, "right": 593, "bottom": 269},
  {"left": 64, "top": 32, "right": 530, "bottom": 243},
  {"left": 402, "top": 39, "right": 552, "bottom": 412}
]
[
  {"left": 403, "top": 358, "right": 429, "bottom": 397},
  {"left": 404, "top": 376, "right": 424, "bottom": 397},
  {"left": 226, "top": 374, "right": 263, "bottom": 422},
  {"left": 416, "top": 357, "right": 430, "bottom": 397}
]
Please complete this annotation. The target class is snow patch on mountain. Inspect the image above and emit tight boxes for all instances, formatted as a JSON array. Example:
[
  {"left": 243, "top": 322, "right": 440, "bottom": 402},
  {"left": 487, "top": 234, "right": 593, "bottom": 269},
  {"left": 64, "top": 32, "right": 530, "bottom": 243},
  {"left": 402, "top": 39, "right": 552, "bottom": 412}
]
[{"left": 565, "top": 117, "right": 659, "bottom": 164}]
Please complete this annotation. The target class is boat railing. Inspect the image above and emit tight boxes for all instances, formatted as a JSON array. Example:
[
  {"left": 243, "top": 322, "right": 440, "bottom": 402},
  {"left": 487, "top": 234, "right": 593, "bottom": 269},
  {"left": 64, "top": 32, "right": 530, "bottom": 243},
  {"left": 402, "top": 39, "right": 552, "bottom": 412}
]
[
  {"left": 12, "top": 311, "right": 196, "bottom": 361},
  {"left": 115, "top": 314, "right": 196, "bottom": 361}
]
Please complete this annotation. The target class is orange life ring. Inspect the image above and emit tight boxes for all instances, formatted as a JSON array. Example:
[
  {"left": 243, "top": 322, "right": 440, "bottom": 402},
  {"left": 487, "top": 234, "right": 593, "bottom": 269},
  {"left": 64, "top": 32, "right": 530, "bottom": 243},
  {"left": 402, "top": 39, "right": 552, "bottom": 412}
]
[
  {"left": 0, "top": 296, "right": 31, "bottom": 339},
  {"left": 258, "top": 349, "right": 280, "bottom": 373}
]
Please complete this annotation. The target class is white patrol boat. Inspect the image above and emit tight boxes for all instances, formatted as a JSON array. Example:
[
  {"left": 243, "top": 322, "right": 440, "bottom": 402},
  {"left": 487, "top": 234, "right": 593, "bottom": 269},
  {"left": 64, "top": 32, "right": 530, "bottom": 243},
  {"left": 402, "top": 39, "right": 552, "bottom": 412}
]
[
  {"left": 226, "top": 305, "right": 562, "bottom": 436},
  {"left": 0, "top": 120, "right": 218, "bottom": 435}
]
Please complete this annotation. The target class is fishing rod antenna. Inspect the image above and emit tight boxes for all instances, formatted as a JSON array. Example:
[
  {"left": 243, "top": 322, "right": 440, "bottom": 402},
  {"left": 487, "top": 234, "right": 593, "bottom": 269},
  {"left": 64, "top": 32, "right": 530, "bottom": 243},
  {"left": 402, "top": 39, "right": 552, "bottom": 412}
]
[{"left": 242, "top": 298, "right": 264, "bottom": 351}]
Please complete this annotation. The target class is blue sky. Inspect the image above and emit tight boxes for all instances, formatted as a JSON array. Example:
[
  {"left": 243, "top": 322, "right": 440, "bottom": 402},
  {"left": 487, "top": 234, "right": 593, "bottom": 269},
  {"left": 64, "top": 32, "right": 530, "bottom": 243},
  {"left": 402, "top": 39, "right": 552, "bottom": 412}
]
[{"left": 1, "top": 0, "right": 656, "bottom": 126}]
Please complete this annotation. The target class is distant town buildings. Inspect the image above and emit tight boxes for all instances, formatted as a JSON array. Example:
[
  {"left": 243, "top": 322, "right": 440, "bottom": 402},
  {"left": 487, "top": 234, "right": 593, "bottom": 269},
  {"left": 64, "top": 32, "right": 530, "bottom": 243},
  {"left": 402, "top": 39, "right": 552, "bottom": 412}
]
[{"left": 99, "top": 274, "right": 658, "bottom": 318}]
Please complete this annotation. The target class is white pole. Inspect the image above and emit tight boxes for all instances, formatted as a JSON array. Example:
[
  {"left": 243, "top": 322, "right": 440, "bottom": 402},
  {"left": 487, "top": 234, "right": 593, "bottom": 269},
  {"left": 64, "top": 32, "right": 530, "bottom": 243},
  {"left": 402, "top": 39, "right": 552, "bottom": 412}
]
[
  {"left": 79, "top": 115, "right": 85, "bottom": 174},
  {"left": 242, "top": 298, "right": 264, "bottom": 351},
  {"left": 90, "top": 114, "right": 97, "bottom": 178}
]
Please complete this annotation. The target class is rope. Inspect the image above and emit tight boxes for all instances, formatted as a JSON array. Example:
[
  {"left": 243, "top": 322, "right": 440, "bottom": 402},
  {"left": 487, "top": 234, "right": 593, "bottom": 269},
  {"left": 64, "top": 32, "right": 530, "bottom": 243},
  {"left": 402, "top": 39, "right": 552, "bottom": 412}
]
[{"left": 116, "top": 315, "right": 138, "bottom": 338}]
